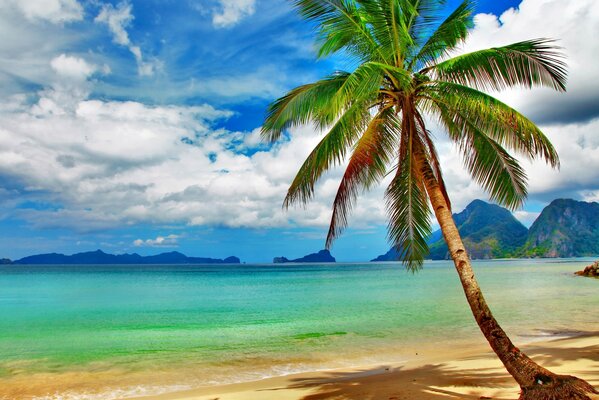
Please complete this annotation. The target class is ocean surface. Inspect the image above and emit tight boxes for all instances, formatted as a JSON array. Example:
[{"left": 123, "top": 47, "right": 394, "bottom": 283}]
[{"left": 0, "top": 258, "right": 597, "bottom": 399}]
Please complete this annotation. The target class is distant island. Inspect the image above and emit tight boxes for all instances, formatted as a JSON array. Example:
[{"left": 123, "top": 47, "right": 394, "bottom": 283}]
[
  {"left": 273, "top": 249, "right": 336, "bottom": 263},
  {"left": 4, "top": 199, "right": 599, "bottom": 265},
  {"left": 373, "top": 198, "right": 599, "bottom": 261},
  {"left": 7, "top": 250, "right": 240, "bottom": 265}
]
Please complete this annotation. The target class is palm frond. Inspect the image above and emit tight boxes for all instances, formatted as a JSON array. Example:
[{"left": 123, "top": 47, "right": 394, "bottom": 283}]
[
  {"left": 357, "top": 0, "right": 408, "bottom": 65},
  {"left": 427, "top": 39, "right": 567, "bottom": 92},
  {"left": 404, "top": 0, "right": 449, "bottom": 58},
  {"left": 262, "top": 72, "right": 351, "bottom": 142},
  {"left": 385, "top": 115, "right": 432, "bottom": 271},
  {"left": 436, "top": 104, "right": 528, "bottom": 209},
  {"left": 410, "top": 0, "right": 474, "bottom": 69},
  {"left": 424, "top": 82, "right": 559, "bottom": 167},
  {"left": 294, "top": 0, "right": 390, "bottom": 62},
  {"left": 326, "top": 107, "right": 397, "bottom": 247},
  {"left": 401, "top": 0, "right": 445, "bottom": 31},
  {"left": 284, "top": 100, "right": 370, "bottom": 207}
]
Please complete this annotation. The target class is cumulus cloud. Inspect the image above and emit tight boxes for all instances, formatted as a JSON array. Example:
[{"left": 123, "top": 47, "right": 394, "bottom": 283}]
[
  {"left": 1, "top": 0, "right": 598, "bottom": 240},
  {"left": 32, "top": 54, "right": 109, "bottom": 115},
  {"left": 95, "top": 1, "right": 157, "bottom": 76},
  {"left": 50, "top": 54, "right": 104, "bottom": 81},
  {"left": 521, "top": 118, "right": 599, "bottom": 198},
  {"left": 212, "top": 0, "right": 255, "bottom": 28},
  {"left": 133, "top": 234, "right": 179, "bottom": 247},
  {"left": 0, "top": 0, "right": 83, "bottom": 24},
  {"left": 454, "top": 0, "right": 599, "bottom": 125},
  {"left": 0, "top": 56, "right": 361, "bottom": 232}
]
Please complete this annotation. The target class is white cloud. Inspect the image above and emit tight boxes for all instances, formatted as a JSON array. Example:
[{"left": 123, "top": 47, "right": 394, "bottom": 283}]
[
  {"left": 1, "top": 0, "right": 598, "bottom": 240},
  {"left": 1, "top": 0, "right": 83, "bottom": 24},
  {"left": 0, "top": 61, "right": 390, "bottom": 233},
  {"left": 453, "top": 0, "right": 599, "bottom": 125},
  {"left": 4, "top": 79, "right": 597, "bottom": 236},
  {"left": 50, "top": 54, "right": 99, "bottom": 81},
  {"left": 522, "top": 118, "right": 599, "bottom": 196},
  {"left": 30, "top": 54, "right": 109, "bottom": 116},
  {"left": 133, "top": 234, "right": 179, "bottom": 247},
  {"left": 212, "top": 0, "right": 255, "bottom": 28},
  {"left": 0, "top": 3, "right": 89, "bottom": 96},
  {"left": 95, "top": 1, "right": 157, "bottom": 76}
]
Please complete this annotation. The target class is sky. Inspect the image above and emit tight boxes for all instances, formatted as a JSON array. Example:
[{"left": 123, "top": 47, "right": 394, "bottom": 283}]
[{"left": 0, "top": 0, "right": 598, "bottom": 262}]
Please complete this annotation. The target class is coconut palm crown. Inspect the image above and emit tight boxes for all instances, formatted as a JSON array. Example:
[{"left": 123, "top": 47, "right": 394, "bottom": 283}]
[{"left": 262, "top": 0, "right": 565, "bottom": 270}]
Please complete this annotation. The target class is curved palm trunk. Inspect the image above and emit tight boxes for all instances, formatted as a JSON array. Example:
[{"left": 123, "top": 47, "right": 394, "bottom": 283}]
[{"left": 422, "top": 175, "right": 597, "bottom": 399}]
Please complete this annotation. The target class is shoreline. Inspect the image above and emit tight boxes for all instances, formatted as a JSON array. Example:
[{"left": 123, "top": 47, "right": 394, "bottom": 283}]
[{"left": 132, "top": 332, "right": 599, "bottom": 400}]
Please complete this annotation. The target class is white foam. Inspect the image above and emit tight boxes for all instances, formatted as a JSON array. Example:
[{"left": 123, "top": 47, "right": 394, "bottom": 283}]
[{"left": 32, "top": 384, "right": 191, "bottom": 400}]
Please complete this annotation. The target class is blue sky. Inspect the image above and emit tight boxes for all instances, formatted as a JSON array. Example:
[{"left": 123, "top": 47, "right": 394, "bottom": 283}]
[{"left": 1, "top": 0, "right": 598, "bottom": 262}]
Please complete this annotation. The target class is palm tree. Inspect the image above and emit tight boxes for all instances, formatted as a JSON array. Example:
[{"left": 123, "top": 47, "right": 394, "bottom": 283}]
[{"left": 261, "top": 0, "right": 597, "bottom": 398}]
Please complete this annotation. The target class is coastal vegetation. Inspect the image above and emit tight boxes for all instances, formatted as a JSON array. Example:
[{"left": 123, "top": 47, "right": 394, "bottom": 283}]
[{"left": 261, "top": 0, "right": 596, "bottom": 398}]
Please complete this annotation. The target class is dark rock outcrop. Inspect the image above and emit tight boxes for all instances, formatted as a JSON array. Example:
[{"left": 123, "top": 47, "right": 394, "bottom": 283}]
[{"left": 575, "top": 261, "right": 599, "bottom": 278}]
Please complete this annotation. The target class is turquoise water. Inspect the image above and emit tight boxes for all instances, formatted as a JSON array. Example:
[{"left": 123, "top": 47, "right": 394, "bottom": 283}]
[{"left": 0, "top": 259, "right": 597, "bottom": 398}]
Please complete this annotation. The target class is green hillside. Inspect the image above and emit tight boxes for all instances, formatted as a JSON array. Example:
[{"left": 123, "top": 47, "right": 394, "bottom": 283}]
[
  {"left": 519, "top": 199, "right": 599, "bottom": 257},
  {"left": 428, "top": 200, "right": 528, "bottom": 260}
]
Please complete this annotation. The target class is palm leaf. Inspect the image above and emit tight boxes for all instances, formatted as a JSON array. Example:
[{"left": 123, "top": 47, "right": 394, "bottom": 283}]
[
  {"left": 424, "top": 82, "right": 559, "bottom": 167},
  {"left": 436, "top": 104, "right": 528, "bottom": 209},
  {"left": 326, "top": 107, "right": 397, "bottom": 247},
  {"left": 331, "top": 61, "right": 409, "bottom": 115},
  {"left": 284, "top": 100, "right": 370, "bottom": 207},
  {"left": 262, "top": 72, "right": 351, "bottom": 142},
  {"left": 357, "top": 0, "right": 407, "bottom": 65},
  {"left": 427, "top": 39, "right": 567, "bottom": 92},
  {"left": 410, "top": 0, "right": 474, "bottom": 69},
  {"left": 385, "top": 115, "right": 431, "bottom": 271},
  {"left": 294, "top": 0, "right": 391, "bottom": 62}
]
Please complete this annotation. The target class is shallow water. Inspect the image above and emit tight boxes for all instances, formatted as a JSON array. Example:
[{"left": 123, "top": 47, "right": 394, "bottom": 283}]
[{"left": 0, "top": 259, "right": 597, "bottom": 399}]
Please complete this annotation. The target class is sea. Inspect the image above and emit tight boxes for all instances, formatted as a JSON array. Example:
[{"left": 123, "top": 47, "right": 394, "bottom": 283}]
[{"left": 0, "top": 258, "right": 597, "bottom": 399}]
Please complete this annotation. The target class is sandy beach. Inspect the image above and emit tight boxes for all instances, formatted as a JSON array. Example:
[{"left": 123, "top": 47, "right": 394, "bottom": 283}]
[{"left": 134, "top": 332, "right": 599, "bottom": 400}]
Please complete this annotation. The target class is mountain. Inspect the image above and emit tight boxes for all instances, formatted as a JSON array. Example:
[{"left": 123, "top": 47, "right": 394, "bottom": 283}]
[
  {"left": 273, "top": 249, "right": 336, "bottom": 263},
  {"left": 520, "top": 199, "right": 599, "bottom": 257},
  {"left": 429, "top": 200, "right": 528, "bottom": 259},
  {"left": 372, "top": 200, "right": 528, "bottom": 261},
  {"left": 13, "top": 250, "right": 240, "bottom": 265}
]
